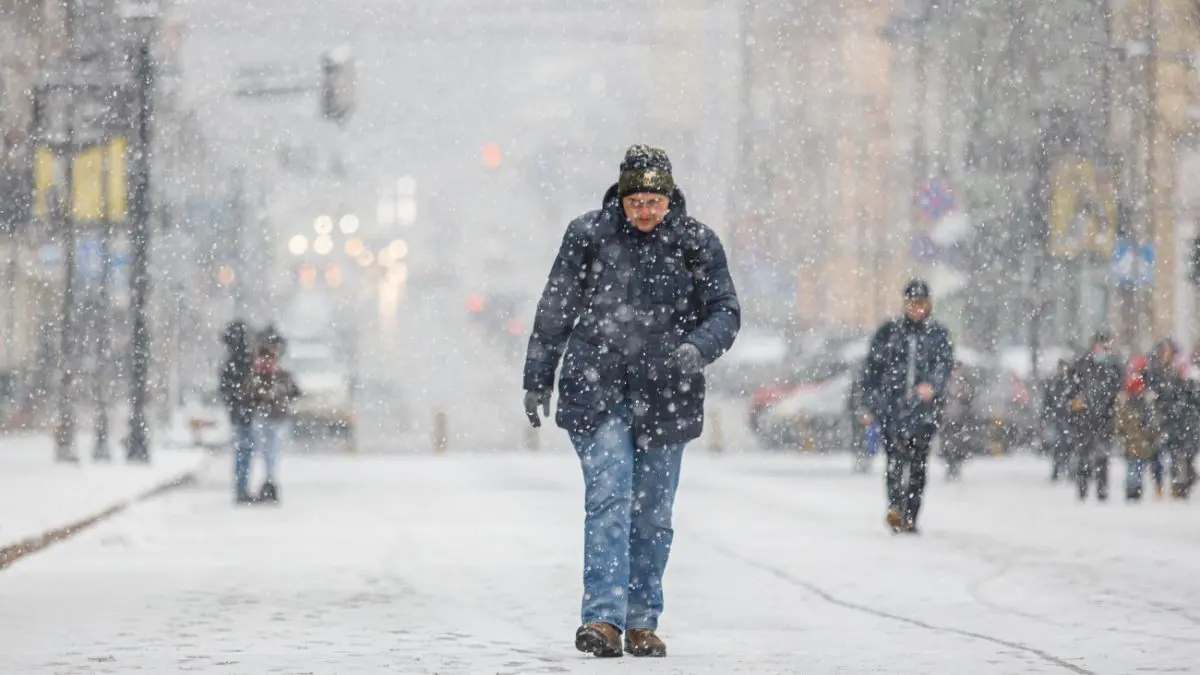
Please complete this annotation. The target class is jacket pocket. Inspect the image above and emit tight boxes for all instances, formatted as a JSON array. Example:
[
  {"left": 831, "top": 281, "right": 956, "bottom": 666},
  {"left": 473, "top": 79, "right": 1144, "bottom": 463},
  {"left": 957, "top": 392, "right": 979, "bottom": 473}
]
[{"left": 558, "top": 340, "right": 622, "bottom": 416}]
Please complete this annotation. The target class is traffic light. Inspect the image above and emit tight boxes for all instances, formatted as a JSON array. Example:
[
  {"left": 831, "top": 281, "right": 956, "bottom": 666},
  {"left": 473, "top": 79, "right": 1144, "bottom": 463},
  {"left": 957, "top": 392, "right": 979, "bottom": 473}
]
[{"left": 320, "top": 47, "right": 356, "bottom": 123}]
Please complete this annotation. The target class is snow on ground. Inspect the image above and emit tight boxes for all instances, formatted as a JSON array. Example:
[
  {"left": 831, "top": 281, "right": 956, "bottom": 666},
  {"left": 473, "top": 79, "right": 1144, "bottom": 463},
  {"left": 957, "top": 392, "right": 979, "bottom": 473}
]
[
  {"left": 0, "top": 437, "right": 206, "bottom": 550},
  {"left": 0, "top": 450, "right": 1196, "bottom": 674}
]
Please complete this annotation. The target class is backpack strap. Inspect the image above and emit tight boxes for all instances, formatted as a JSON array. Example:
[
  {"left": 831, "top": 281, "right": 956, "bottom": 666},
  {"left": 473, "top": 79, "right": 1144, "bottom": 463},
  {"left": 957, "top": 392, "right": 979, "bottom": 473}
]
[
  {"left": 579, "top": 212, "right": 613, "bottom": 312},
  {"left": 678, "top": 218, "right": 710, "bottom": 322}
]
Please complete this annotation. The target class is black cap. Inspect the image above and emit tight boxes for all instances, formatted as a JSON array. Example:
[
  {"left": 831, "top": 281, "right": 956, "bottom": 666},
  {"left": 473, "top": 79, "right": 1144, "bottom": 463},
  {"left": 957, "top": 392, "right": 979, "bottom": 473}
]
[
  {"left": 1092, "top": 330, "right": 1114, "bottom": 346},
  {"left": 903, "top": 279, "right": 931, "bottom": 300}
]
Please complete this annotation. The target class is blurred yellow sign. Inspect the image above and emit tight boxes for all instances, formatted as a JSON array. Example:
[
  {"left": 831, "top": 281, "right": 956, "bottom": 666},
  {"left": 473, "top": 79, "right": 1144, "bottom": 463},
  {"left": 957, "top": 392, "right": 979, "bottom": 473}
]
[
  {"left": 33, "top": 138, "right": 128, "bottom": 222},
  {"left": 1048, "top": 155, "right": 1116, "bottom": 257}
]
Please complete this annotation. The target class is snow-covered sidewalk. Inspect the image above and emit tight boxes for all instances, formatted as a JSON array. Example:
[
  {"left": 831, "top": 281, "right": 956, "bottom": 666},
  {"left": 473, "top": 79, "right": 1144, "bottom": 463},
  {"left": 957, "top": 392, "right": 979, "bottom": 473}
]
[
  {"left": 0, "top": 450, "right": 1197, "bottom": 674},
  {"left": 0, "top": 433, "right": 208, "bottom": 565}
]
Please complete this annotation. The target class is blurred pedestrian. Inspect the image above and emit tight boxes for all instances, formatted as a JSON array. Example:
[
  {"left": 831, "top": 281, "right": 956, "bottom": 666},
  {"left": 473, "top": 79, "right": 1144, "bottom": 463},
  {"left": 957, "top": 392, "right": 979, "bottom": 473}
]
[
  {"left": 1144, "top": 340, "right": 1182, "bottom": 499},
  {"left": 259, "top": 322, "right": 288, "bottom": 356},
  {"left": 940, "top": 360, "right": 978, "bottom": 481},
  {"left": 1067, "top": 331, "right": 1122, "bottom": 502},
  {"left": 522, "top": 144, "right": 740, "bottom": 658},
  {"left": 248, "top": 336, "right": 300, "bottom": 504},
  {"left": 219, "top": 320, "right": 256, "bottom": 504},
  {"left": 860, "top": 279, "right": 954, "bottom": 534},
  {"left": 1043, "top": 359, "right": 1076, "bottom": 483},
  {"left": 849, "top": 371, "right": 875, "bottom": 473},
  {"left": 1114, "top": 356, "right": 1160, "bottom": 501}
]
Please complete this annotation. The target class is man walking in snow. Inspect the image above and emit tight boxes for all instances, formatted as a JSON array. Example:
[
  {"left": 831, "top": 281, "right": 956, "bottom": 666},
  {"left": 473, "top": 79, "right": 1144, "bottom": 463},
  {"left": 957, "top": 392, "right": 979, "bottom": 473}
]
[
  {"left": 860, "top": 280, "right": 954, "bottom": 534},
  {"left": 219, "top": 320, "right": 256, "bottom": 504},
  {"left": 1066, "top": 331, "right": 1122, "bottom": 502},
  {"left": 522, "top": 144, "right": 740, "bottom": 658}
]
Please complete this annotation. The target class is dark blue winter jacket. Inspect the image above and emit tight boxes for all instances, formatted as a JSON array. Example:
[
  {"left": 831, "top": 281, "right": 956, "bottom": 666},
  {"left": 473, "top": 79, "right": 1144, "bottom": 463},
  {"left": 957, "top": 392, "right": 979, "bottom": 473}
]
[
  {"left": 861, "top": 316, "right": 954, "bottom": 442},
  {"left": 523, "top": 185, "right": 740, "bottom": 448}
]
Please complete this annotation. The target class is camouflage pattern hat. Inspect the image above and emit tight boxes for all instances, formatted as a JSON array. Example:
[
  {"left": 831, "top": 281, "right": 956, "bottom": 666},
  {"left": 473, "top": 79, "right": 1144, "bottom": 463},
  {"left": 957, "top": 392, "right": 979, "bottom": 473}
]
[{"left": 618, "top": 144, "right": 675, "bottom": 198}]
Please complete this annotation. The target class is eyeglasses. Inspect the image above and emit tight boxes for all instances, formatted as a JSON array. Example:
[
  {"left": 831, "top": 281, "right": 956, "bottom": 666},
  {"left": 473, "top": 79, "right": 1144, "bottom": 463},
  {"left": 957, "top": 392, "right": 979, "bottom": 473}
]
[{"left": 625, "top": 197, "right": 667, "bottom": 211}]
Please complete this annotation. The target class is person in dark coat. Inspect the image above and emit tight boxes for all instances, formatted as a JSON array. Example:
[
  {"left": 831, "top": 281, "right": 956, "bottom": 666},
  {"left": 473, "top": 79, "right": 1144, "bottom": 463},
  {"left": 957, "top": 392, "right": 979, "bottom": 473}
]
[
  {"left": 860, "top": 280, "right": 954, "bottom": 534},
  {"left": 1066, "top": 331, "right": 1123, "bottom": 502},
  {"left": 522, "top": 144, "right": 740, "bottom": 659},
  {"left": 219, "top": 320, "right": 256, "bottom": 504},
  {"left": 1043, "top": 359, "right": 1076, "bottom": 482},
  {"left": 940, "top": 360, "right": 977, "bottom": 481},
  {"left": 848, "top": 371, "right": 876, "bottom": 473},
  {"left": 1146, "top": 339, "right": 1196, "bottom": 499}
]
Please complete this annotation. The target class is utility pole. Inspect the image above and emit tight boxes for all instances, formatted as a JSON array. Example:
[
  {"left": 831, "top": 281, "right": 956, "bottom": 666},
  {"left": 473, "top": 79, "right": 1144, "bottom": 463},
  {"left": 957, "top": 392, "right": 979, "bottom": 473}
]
[
  {"left": 126, "top": 30, "right": 154, "bottom": 463},
  {"left": 51, "top": 1, "right": 81, "bottom": 463},
  {"left": 52, "top": 162, "right": 79, "bottom": 462},
  {"left": 1029, "top": 111, "right": 1054, "bottom": 407},
  {"left": 93, "top": 148, "right": 113, "bottom": 461}
]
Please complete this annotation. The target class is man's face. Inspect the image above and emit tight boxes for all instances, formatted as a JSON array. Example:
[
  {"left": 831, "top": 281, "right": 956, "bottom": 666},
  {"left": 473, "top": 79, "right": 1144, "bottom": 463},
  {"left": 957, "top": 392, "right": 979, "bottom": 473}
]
[
  {"left": 903, "top": 297, "right": 932, "bottom": 322},
  {"left": 622, "top": 193, "right": 670, "bottom": 232}
]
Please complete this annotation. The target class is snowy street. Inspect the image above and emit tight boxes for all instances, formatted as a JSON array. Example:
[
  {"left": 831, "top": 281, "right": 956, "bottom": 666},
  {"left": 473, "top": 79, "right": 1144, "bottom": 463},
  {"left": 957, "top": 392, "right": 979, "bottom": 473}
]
[{"left": 1, "top": 451, "right": 1196, "bottom": 674}]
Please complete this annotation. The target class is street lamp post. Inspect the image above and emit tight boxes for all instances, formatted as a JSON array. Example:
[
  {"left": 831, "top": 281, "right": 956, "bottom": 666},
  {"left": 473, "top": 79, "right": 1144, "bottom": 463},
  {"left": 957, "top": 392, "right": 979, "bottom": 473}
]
[
  {"left": 36, "top": 73, "right": 83, "bottom": 463},
  {"left": 53, "top": 165, "right": 80, "bottom": 463},
  {"left": 122, "top": 1, "right": 159, "bottom": 463},
  {"left": 93, "top": 163, "right": 114, "bottom": 461}
]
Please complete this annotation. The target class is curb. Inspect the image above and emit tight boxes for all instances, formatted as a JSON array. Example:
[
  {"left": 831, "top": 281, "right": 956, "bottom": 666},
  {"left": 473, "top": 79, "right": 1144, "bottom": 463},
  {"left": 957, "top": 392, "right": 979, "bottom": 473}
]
[{"left": 0, "top": 455, "right": 212, "bottom": 571}]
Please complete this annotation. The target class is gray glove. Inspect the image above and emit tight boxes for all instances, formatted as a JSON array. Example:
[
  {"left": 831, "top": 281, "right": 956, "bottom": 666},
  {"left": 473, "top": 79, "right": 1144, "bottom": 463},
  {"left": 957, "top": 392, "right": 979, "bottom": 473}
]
[
  {"left": 524, "top": 389, "right": 552, "bottom": 428},
  {"left": 667, "top": 343, "right": 705, "bottom": 375}
]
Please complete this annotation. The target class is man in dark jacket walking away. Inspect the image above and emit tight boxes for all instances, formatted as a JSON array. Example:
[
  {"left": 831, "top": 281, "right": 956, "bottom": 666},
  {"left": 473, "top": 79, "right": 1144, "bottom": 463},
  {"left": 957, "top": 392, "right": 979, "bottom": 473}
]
[
  {"left": 1067, "top": 331, "right": 1123, "bottom": 502},
  {"left": 219, "top": 320, "right": 256, "bottom": 504},
  {"left": 860, "top": 280, "right": 954, "bottom": 534},
  {"left": 523, "top": 145, "right": 740, "bottom": 659}
]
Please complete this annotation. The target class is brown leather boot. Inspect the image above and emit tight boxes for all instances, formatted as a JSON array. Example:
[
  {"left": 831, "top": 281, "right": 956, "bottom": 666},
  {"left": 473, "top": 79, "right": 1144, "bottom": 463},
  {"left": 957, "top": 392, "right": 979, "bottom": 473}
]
[
  {"left": 624, "top": 628, "right": 667, "bottom": 657},
  {"left": 575, "top": 622, "right": 622, "bottom": 658},
  {"left": 886, "top": 508, "right": 903, "bottom": 533}
]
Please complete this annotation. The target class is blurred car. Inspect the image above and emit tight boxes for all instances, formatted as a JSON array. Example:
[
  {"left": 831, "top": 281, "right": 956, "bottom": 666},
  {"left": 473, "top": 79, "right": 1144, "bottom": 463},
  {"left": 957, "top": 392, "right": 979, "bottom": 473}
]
[
  {"left": 972, "top": 364, "right": 1037, "bottom": 455},
  {"left": 747, "top": 334, "right": 1040, "bottom": 455},
  {"left": 284, "top": 340, "right": 356, "bottom": 438},
  {"left": 748, "top": 338, "right": 866, "bottom": 449},
  {"left": 753, "top": 372, "right": 854, "bottom": 451},
  {"left": 707, "top": 327, "right": 790, "bottom": 396}
]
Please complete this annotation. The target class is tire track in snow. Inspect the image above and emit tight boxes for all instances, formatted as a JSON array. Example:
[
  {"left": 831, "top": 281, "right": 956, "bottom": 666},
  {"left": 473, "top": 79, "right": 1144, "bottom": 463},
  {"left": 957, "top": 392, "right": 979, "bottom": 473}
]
[{"left": 695, "top": 535, "right": 1097, "bottom": 675}]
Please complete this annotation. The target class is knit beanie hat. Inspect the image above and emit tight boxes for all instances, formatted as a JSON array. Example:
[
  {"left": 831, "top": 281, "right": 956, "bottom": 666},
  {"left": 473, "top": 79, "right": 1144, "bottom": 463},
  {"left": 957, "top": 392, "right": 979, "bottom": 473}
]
[{"left": 618, "top": 144, "right": 675, "bottom": 198}]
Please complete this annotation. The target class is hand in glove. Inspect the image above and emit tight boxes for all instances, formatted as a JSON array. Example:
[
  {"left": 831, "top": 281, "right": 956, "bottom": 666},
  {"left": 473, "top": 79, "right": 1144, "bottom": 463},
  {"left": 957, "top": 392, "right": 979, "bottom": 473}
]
[
  {"left": 666, "top": 342, "right": 705, "bottom": 375},
  {"left": 524, "top": 389, "right": 552, "bottom": 428}
]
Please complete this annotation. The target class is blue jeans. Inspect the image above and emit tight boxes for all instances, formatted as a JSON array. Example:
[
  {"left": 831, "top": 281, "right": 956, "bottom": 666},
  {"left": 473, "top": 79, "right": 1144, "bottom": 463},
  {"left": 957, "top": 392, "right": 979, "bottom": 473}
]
[
  {"left": 253, "top": 415, "right": 288, "bottom": 483},
  {"left": 1151, "top": 449, "right": 1165, "bottom": 488},
  {"left": 233, "top": 419, "right": 255, "bottom": 497},
  {"left": 569, "top": 403, "right": 686, "bottom": 632}
]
